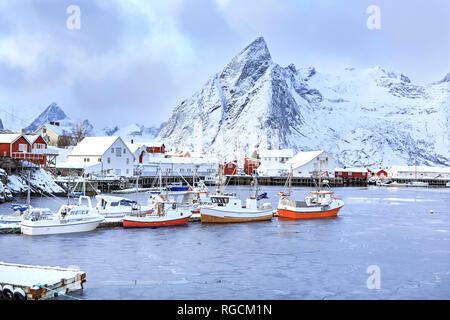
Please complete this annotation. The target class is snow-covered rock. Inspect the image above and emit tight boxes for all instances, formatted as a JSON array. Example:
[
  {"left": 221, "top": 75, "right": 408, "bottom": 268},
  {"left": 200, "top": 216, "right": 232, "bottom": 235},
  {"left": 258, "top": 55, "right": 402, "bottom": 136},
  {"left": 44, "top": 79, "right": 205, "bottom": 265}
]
[
  {"left": 7, "top": 168, "right": 64, "bottom": 194},
  {"left": 157, "top": 37, "right": 450, "bottom": 167}
]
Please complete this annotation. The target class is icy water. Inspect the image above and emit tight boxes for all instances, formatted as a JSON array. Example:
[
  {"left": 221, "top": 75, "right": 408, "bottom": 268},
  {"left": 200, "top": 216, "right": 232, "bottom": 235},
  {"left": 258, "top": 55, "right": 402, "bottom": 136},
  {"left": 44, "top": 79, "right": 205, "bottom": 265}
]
[{"left": 0, "top": 186, "right": 449, "bottom": 300}]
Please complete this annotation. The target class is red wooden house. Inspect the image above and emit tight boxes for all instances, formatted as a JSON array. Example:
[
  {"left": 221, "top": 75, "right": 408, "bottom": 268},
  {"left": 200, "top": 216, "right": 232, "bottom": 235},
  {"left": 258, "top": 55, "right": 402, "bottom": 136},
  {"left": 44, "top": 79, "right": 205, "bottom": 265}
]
[
  {"left": 244, "top": 157, "right": 261, "bottom": 175},
  {"left": 335, "top": 167, "right": 369, "bottom": 178},
  {"left": 375, "top": 169, "right": 387, "bottom": 177},
  {"left": 224, "top": 160, "right": 237, "bottom": 175},
  {"left": 146, "top": 142, "right": 165, "bottom": 154},
  {"left": 0, "top": 133, "right": 47, "bottom": 166}
]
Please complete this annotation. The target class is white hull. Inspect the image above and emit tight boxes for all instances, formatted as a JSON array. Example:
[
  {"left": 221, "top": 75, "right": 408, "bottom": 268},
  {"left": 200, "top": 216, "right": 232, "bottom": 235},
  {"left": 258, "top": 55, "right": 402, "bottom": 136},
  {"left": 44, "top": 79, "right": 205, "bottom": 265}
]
[
  {"left": 21, "top": 218, "right": 103, "bottom": 236},
  {"left": 200, "top": 206, "right": 272, "bottom": 220},
  {"left": 0, "top": 216, "right": 23, "bottom": 223}
]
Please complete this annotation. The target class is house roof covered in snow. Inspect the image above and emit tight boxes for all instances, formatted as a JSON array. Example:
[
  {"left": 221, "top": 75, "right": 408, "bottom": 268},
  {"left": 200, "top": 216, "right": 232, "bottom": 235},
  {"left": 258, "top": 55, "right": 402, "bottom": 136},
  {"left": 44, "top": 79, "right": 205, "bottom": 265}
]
[
  {"left": 37, "top": 123, "right": 67, "bottom": 136},
  {"left": 0, "top": 133, "right": 23, "bottom": 144},
  {"left": 287, "top": 150, "right": 326, "bottom": 168},
  {"left": 69, "top": 136, "right": 129, "bottom": 156},
  {"left": 335, "top": 167, "right": 369, "bottom": 173},
  {"left": 388, "top": 166, "right": 450, "bottom": 173},
  {"left": 125, "top": 142, "right": 145, "bottom": 154},
  {"left": 259, "top": 149, "right": 294, "bottom": 159}
]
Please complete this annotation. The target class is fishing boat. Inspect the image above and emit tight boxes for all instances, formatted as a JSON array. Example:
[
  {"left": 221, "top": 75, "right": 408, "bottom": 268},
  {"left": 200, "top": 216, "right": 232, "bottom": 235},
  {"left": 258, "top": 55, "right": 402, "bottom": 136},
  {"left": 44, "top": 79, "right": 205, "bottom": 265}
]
[
  {"left": 0, "top": 204, "right": 29, "bottom": 223},
  {"left": 277, "top": 165, "right": 344, "bottom": 220},
  {"left": 167, "top": 182, "right": 190, "bottom": 192},
  {"left": 122, "top": 166, "right": 191, "bottom": 228},
  {"left": 21, "top": 196, "right": 104, "bottom": 236},
  {"left": 94, "top": 195, "right": 153, "bottom": 219},
  {"left": 388, "top": 182, "right": 407, "bottom": 187},
  {"left": 199, "top": 164, "right": 272, "bottom": 223},
  {"left": 122, "top": 196, "right": 191, "bottom": 228},
  {"left": 407, "top": 181, "right": 429, "bottom": 187}
]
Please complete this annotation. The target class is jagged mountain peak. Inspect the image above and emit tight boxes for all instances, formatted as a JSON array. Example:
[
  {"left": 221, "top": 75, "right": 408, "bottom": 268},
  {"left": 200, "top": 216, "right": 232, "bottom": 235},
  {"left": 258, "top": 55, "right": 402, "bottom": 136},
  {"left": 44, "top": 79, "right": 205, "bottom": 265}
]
[
  {"left": 219, "top": 36, "right": 272, "bottom": 87},
  {"left": 157, "top": 37, "right": 450, "bottom": 167},
  {"left": 25, "top": 102, "right": 70, "bottom": 132},
  {"left": 439, "top": 72, "right": 450, "bottom": 83}
]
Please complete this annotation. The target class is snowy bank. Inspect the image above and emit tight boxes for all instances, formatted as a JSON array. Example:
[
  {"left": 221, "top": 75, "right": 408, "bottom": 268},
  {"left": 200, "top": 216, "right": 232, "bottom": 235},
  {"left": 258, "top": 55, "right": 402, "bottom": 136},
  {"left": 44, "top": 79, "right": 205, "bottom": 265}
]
[{"left": 7, "top": 168, "right": 64, "bottom": 195}]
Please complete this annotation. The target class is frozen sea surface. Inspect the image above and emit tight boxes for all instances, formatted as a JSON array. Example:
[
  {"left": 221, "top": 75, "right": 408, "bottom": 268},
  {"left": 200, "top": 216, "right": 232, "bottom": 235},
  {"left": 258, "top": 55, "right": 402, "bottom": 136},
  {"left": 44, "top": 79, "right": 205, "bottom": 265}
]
[{"left": 0, "top": 186, "right": 449, "bottom": 299}]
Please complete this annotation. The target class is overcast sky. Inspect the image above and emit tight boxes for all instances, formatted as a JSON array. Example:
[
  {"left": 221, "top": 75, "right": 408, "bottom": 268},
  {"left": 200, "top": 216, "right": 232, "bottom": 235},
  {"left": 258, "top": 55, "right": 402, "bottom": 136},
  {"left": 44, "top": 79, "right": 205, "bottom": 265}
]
[{"left": 0, "top": 0, "right": 448, "bottom": 129}]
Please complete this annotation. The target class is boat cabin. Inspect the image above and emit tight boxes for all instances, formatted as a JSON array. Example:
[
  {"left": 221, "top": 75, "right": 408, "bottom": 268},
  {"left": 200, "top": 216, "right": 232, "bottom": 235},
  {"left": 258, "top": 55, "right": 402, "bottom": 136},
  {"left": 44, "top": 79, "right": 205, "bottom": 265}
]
[{"left": 307, "top": 191, "right": 334, "bottom": 206}]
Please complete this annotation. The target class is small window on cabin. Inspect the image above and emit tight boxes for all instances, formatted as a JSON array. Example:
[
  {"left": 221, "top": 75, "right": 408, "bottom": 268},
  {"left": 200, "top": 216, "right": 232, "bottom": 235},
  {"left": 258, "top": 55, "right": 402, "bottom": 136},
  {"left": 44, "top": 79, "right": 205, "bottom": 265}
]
[{"left": 111, "top": 202, "right": 119, "bottom": 206}]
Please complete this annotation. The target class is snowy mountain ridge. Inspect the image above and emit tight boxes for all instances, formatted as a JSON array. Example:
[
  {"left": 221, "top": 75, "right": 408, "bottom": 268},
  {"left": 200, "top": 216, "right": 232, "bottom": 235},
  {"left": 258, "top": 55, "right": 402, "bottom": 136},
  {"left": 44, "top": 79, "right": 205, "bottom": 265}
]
[{"left": 157, "top": 36, "right": 450, "bottom": 167}]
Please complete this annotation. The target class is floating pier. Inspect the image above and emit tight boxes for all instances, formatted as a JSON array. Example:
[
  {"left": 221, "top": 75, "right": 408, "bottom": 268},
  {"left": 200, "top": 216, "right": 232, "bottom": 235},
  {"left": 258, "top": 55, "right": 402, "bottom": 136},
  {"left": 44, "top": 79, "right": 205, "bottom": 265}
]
[{"left": 0, "top": 262, "right": 86, "bottom": 300}]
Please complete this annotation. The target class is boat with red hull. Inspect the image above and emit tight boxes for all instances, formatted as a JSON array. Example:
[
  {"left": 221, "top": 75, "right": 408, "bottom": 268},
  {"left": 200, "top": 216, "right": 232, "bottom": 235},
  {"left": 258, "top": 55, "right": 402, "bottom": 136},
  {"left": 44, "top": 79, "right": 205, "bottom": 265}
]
[{"left": 276, "top": 164, "right": 344, "bottom": 220}]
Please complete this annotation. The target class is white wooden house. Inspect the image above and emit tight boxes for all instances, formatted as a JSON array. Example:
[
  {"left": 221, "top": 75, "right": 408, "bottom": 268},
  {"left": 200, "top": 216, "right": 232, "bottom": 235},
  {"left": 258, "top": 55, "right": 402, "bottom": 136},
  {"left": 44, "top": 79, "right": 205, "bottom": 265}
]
[
  {"left": 287, "top": 150, "right": 335, "bottom": 177},
  {"left": 57, "top": 136, "right": 134, "bottom": 177}
]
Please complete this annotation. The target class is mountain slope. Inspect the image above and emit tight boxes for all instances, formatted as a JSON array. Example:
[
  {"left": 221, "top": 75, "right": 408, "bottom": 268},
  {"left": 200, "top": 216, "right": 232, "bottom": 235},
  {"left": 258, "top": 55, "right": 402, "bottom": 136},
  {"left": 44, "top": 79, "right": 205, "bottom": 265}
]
[{"left": 157, "top": 37, "right": 450, "bottom": 167}]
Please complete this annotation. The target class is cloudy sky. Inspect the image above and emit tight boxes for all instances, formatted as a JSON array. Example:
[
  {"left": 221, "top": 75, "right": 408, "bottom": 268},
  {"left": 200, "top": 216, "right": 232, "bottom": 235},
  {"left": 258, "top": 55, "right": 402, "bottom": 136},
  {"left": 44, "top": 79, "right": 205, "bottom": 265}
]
[{"left": 0, "top": 0, "right": 448, "bottom": 129}]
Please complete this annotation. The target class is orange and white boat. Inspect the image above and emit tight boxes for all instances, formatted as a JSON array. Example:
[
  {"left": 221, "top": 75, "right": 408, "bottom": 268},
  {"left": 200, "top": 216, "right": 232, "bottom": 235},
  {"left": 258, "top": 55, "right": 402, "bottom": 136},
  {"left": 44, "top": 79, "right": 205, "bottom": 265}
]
[{"left": 277, "top": 166, "right": 344, "bottom": 220}]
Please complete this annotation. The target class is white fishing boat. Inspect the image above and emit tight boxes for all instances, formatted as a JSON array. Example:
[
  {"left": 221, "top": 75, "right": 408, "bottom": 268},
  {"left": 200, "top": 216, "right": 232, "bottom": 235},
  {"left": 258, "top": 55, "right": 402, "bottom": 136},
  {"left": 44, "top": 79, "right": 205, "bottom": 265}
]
[
  {"left": 21, "top": 196, "right": 104, "bottom": 236},
  {"left": 94, "top": 195, "right": 153, "bottom": 219},
  {"left": 122, "top": 165, "right": 192, "bottom": 228},
  {"left": 0, "top": 204, "right": 29, "bottom": 223},
  {"left": 407, "top": 181, "right": 429, "bottom": 187},
  {"left": 200, "top": 165, "right": 272, "bottom": 223}
]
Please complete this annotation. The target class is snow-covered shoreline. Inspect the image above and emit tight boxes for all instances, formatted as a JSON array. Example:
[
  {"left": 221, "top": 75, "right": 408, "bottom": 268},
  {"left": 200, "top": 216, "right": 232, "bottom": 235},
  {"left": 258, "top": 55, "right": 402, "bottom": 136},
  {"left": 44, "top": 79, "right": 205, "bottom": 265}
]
[{"left": 0, "top": 168, "right": 65, "bottom": 201}]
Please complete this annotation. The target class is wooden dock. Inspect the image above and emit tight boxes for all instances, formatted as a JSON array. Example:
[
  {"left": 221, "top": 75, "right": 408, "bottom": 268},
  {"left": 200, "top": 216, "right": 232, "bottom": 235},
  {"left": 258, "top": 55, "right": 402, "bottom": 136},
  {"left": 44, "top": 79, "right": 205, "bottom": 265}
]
[{"left": 0, "top": 262, "right": 86, "bottom": 300}]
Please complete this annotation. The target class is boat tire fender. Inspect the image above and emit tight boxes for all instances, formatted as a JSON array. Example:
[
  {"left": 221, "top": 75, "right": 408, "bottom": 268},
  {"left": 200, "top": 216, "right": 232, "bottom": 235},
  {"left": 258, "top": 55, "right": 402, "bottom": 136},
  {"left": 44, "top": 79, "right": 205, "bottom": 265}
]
[
  {"left": 2, "top": 285, "right": 14, "bottom": 300},
  {"left": 13, "top": 288, "right": 27, "bottom": 300}
]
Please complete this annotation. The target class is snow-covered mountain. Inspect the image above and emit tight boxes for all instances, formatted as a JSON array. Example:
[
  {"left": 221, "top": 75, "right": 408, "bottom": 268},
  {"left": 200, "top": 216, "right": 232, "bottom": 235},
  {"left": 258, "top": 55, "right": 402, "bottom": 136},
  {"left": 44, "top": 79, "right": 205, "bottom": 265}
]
[
  {"left": 101, "top": 123, "right": 164, "bottom": 143},
  {"left": 25, "top": 102, "right": 71, "bottom": 132},
  {"left": 157, "top": 37, "right": 450, "bottom": 167}
]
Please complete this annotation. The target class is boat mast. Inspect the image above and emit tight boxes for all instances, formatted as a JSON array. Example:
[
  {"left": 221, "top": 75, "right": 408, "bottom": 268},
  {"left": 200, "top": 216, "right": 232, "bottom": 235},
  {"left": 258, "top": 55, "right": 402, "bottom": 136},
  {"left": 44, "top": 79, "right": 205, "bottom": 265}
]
[
  {"left": 219, "top": 158, "right": 224, "bottom": 195},
  {"left": 26, "top": 167, "right": 31, "bottom": 209},
  {"left": 288, "top": 164, "right": 292, "bottom": 196},
  {"left": 82, "top": 173, "right": 86, "bottom": 196},
  {"left": 253, "top": 172, "right": 259, "bottom": 199},
  {"left": 158, "top": 161, "right": 162, "bottom": 195},
  {"left": 415, "top": 155, "right": 417, "bottom": 180}
]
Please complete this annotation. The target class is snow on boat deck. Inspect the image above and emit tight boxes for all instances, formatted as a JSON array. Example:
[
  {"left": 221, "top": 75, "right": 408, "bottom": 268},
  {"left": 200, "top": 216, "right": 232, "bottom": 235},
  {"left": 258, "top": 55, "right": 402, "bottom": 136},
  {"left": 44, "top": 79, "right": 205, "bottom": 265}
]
[{"left": 0, "top": 262, "right": 86, "bottom": 300}]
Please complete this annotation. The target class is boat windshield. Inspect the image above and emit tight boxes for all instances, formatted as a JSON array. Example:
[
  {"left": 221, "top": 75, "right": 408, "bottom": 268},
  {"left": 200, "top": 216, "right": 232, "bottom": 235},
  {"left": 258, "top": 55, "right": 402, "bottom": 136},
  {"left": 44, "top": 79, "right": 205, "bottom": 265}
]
[
  {"left": 24, "top": 209, "right": 54, "bottom": 221},
  {"left": 211, "top": 197, "right": 229, "bottom": 204}
]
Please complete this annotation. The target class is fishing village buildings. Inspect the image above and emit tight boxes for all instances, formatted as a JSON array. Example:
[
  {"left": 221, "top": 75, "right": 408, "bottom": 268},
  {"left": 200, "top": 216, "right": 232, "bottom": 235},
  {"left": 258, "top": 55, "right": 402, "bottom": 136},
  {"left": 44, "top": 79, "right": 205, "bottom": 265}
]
[{"left": 1, "top": 129, "right": 450, "bottom": 188}]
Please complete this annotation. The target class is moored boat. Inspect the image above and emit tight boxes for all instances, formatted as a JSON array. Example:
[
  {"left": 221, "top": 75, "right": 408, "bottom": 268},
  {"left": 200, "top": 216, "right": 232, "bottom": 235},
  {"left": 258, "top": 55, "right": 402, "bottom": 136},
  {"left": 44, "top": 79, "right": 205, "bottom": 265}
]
[
  {"left": 277, "top": 165, "right": 344, "bottom": 220},
  {"left": 21, "top": 196, "right": 104, "bottom": 236},
  {"left": 94, "top": 195, "right": 153, "bottom": 220},
  {"left": 122, "top": 195, "right": 191, "bottom": 228},
  {"left": 200, "top": 166, "right": 272, "bottom": 223}
]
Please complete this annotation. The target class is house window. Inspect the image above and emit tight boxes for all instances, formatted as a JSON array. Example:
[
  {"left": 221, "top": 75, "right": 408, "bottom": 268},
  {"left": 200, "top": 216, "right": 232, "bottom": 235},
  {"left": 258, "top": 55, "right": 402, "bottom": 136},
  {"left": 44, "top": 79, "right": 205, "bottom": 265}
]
[
  {"left": 107, "top": 158, "right": 111, "bottom": 164},
  {"left": 43, "top": 128, "right": 47, "bottom": 134},
  {"left": 18, "top": 144, "right": 27, "bottom": 152},
  {"left": 111, "top": 148, "right": 114, "bottom": 153},
  {"left": 116, "top": 148, "right": 122, "bottom": 157},
  {"left": 98, "top": 158, "right": 102, "bottom": 162},
  {"left": 126, "top": 158, "right": 129, "bottom": 164},
  {"left": 126, "top": 169, "right": 129, "bottom": 175},
  {"left": 123, "top": 149, "right": 126, "bottom": 154}
]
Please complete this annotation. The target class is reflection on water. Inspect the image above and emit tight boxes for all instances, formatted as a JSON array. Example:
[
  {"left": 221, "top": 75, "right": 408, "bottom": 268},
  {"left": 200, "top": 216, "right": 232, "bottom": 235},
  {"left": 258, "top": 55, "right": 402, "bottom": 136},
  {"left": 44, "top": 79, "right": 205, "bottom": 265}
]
[{"left": 0, "top": 186, "right": 449, "bottom": 299}]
